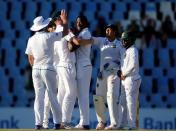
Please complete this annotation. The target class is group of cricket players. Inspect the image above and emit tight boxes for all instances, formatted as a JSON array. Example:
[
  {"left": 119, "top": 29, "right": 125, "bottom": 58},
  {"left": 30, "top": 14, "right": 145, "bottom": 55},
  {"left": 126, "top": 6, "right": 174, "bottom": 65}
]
[{"left": 25, "top": 9, "right": 141, "bottom": 130}]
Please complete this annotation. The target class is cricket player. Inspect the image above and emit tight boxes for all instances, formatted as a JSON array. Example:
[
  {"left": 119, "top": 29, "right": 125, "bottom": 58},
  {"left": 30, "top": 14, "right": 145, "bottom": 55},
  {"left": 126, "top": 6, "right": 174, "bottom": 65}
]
[
  {"left": 92, "top": 24, "right": 122, "bottom": 130},
  {"left": 118, "top": 31, "right": 141, "bottom": 130},
  {"left": 51, "top": 11, "right": 77, "bottom": 129},
  {"left": 55, "top": 30, "right": 77, "bottom": 129},
  {"left": 42, "top": 11, "right": 64, "bottom": 129},
  {"left": 25, "top": 10, "right": 68, "bottom": 130},
  {"left": 42, "top": 19, "right": 58, "bottom": 129},
  {"left": 73, "top": 15, "right": 92, "bottom": 130}
]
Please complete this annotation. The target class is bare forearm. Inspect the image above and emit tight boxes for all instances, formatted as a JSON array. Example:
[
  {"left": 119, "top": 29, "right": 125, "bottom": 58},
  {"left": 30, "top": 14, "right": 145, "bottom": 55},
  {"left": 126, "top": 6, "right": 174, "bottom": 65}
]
[
  {"left": 79, "top": 38, "right": 93, "bottom": 45},
  {"left": 28, "top": 55, "right": 34, "bottom": 66},
  {"left": 62, "top": 23, "right": 68, "bottom": 37},
  {"left": 71, "top": 37, "right": 93, "bottom": 45}
]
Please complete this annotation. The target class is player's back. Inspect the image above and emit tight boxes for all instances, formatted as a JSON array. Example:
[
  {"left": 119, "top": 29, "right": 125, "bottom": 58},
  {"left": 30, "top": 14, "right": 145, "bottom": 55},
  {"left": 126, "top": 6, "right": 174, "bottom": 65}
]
[{"left": 29, "top": 32, "right": 61, "bottom": 69}]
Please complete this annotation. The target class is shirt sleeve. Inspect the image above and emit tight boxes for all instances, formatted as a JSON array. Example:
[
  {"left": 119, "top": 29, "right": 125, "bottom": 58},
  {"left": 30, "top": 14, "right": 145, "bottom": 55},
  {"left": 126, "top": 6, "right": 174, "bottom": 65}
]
[
  {"left": 93, "top": 37, "right": 105, "bottom": 47},
  {"left": 64, "top": 32, "right": 75, "bottom": 41},
  {"left": 118, "top": 42, "right": 124, "bottom": 60},
  {"left": 25, "top": 38, "right": 32, "bottom": 55},
  {"left": 55, "top": 25, "right": 63, "bottom": 33},
  {"left": 79, "top": 30, "right": 91, "bottom": 39}
]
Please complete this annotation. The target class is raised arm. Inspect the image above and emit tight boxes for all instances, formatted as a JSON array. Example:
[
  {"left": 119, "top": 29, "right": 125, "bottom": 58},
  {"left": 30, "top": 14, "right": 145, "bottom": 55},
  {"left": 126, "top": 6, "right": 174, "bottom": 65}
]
[{"left": 60, "top": 9, "right": 68, "bottom": 37}]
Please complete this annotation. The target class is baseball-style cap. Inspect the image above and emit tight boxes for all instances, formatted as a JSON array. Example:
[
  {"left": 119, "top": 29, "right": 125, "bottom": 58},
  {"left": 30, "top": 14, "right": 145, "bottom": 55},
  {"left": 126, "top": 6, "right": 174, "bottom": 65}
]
[
  {"left": 121, "top": 31, "right": 129, "bottom": 40},
  {"left": 121, "top": 31, "right": 136, "bottom": 45},
  {"left": 105, "top": 24, "right": 117, "bottom": 31},
  {"left": 121, "top": 31, "right": 135, "bottom": 40}
]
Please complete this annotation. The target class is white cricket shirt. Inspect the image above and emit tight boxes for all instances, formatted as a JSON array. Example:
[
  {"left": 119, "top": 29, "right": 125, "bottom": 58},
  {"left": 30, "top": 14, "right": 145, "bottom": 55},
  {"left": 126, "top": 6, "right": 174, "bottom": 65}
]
[
  {"left": 25, "top": 31, "right": 62, "bottom": 70},
  {"left": 121, "top": 45, "right": 141, "bottom": 80},
  {"left": 93, "top": 37, "right": 122, "bottom": 71},
  {"left": 55, "top": 32, "right": 76, "bottom": 67},
  {"left": 76, "top": 28, "right": 92, "bottom": 66}
]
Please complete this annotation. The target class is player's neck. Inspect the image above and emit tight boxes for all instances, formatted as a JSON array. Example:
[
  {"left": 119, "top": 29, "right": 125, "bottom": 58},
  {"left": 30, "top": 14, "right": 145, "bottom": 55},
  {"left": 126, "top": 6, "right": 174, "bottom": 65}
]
[{"left": 108, "top": 36, "right": 116, "bottom": 42}]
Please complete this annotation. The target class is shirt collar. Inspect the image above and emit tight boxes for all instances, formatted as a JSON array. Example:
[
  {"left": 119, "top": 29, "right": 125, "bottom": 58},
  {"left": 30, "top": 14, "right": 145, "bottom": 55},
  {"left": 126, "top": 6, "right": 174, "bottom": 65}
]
[
  {"left": 81, "top": 27, "right": 88, "bottom": 32},
  {"left": 105, "top": 38, "right": 118, "bottom": 45}
]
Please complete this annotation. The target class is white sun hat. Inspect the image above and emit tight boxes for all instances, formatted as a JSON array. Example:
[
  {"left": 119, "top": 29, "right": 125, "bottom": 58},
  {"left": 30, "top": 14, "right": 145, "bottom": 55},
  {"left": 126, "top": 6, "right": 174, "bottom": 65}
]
[{"left": 30, "top": 16, "right": 52, "bottom": 31}]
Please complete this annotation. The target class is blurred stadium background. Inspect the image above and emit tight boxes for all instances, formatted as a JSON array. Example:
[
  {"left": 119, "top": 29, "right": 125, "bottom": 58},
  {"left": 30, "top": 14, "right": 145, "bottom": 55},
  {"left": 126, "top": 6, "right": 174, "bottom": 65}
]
[{"left": 0, "top": 0, "right": 176, "bottom": 129}]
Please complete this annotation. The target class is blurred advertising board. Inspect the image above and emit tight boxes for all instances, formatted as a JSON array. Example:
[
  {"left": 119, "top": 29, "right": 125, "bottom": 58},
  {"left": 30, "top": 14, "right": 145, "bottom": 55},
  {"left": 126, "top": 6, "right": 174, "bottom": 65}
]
[{"left": 0, "top": 108, "right": 176, "bottom": 129}]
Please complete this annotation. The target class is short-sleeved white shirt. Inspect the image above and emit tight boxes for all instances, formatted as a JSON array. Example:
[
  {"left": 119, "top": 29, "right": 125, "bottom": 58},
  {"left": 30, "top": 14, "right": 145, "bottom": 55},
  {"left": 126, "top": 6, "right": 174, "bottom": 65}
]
[
  {"left": 76, "top": 28, "right": 92, "bottom": 66},
  {"left": 121, "top": 45, "right": 141, "bottom": 80},
  {"left": 93, "top": 37, "right": 122, "bottom": 71},
  {"left": 25, "top": 31, "right": 62, "bottom": 70},
  {"left": 53, "top": 26, "right": 75, "bottom": 67}
]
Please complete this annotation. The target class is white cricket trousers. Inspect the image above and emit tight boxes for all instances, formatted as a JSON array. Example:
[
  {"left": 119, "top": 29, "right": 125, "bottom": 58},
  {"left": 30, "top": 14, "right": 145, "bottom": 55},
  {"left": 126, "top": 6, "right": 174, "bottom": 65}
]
[
  {"left": 96, "top": 71, "right": 120, "bottom": 126},
  {"left": 119, "top": 77, "right": 141, "bottom": 128},
  {"left": 32, "top": 69, "right": 62, "bottom": 125},
  {"left": 43, "top": 74, "right": 60, "bottom": 127},
  {"left": 77, "top": 64, "right": 92, "bottom": 125},
  {"left": 57, "top": 64, "right": 77, "bottom": 123},
  {"left": 43, "top": 90, "right": 51, "bottom": 127}
]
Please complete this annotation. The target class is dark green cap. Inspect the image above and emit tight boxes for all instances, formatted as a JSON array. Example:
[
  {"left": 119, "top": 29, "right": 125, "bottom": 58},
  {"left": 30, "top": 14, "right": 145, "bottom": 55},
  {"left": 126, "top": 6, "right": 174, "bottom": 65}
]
[
  {"left": 121, "top": 31, "right": 129, "bottom": 40},
  {"left": 121, "top": 31, "right": 136, "bottom": 45}
]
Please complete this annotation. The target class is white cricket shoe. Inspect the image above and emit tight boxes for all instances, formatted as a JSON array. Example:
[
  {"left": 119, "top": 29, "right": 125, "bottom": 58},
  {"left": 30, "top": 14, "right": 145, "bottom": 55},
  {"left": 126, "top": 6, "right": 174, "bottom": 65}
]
[
  {"left": 42, "top": 122, "right": 49, "bottom": 129},
  {"left": 105, "top": 124, "right": 118, "bottom": 130},
  {"left": 60, "top": 122, "right": 74, "bottom": 129},
  {"left": 74, "top": 124, "right": 90, "bottom": 130}
]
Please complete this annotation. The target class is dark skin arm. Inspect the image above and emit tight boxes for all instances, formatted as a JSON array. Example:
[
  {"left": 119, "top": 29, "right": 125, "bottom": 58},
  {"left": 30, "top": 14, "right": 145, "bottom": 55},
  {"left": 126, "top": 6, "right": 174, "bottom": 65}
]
[
  {"left": 70, "top": 37, "right": 94, "bottom": 46},
  {"left": 120, "top": 74, "right": 126, "bottom": 80},
  {"left": 117, "top": 70, "right": 126, "bottom": 80}
]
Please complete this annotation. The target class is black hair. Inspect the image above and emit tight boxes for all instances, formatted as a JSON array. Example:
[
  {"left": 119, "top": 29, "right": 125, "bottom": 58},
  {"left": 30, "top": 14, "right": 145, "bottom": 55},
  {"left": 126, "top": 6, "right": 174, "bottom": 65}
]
[
  {"left": 39, "top": 21, "right": 56, "bottom": 33},
  {"left": 47, "top": 21, "right": 56, "bottom": 29},
  {"left": 106, "top": 24, "right": 117, "bottom": 32},
  {"left": 51, "top": 11, "right": 61, "bottom": 22},
  {"left": 76, "top": 15, "right": 89, "bottom": 28}
]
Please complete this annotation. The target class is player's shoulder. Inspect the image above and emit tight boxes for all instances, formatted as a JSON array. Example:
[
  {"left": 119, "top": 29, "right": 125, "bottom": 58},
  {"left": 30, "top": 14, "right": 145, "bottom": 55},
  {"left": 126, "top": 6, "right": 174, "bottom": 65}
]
[
  {"left": 81, "top": 27, "right": 90, "bottom": 33},
  {"left": 114, "top": 39, "right": 122, "bottom": 47},
  {"left": 31, "top": 32, "right": 47, "bottom": 39},
  {"left": 97, "top": 37, "right": 106, "bottom": 42},
  {"left": 28, "top": 34, "right": 36, "bottom": 43},
  {"left": 79, "top": 28, "right": 91, "bottom": 36},
  {"left": 128, "top": 45, "right": 138, "bottom": 53},
  {"left": 115, "top": 38, "right": 121, "bottom": 44}
]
